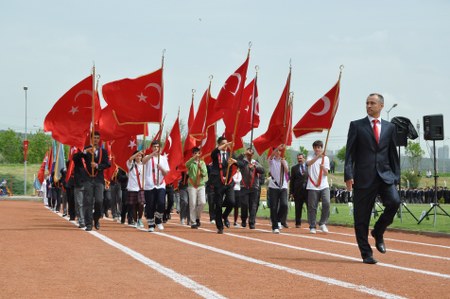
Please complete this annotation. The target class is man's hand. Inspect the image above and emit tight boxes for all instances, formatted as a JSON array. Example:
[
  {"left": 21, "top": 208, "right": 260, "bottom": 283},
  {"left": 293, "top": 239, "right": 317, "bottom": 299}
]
[{"left": 345, "top": 179, "right": 354, "bottom": 191}]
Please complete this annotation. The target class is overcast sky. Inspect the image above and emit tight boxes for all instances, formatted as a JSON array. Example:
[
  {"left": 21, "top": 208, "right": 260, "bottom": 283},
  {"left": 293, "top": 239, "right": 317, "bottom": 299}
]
[{"left": 1, "top": 0, "right": 449, "bottom": 157}]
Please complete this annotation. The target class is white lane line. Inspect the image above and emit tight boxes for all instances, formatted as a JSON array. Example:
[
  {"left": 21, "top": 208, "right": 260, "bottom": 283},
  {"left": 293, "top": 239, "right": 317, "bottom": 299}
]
[
  {"left": 217, "top": 228, "right": 450, "bottom": 279},
  {"left": 252, "top": 228, "right": 450, "bottom": 261},
  {"left": 58, "top": 214, "right": 226, "bottom": 299},
  {"left": 298, "top": 227, "right": 450, "bottom": 250},
  {"left": 152, "top": 230, "right": 407, "bottom": 299}
]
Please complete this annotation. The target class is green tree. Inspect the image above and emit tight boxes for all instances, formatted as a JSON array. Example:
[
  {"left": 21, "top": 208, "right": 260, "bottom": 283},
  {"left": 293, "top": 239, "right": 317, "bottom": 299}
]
[
  {"left": 336, "top": 145, "right": 346, "bottom": 163},
  {"left": 0, "top": 129, "right": 22, "bottom": 163},
  {"left": 298, "top": 146, "right": 308, "bottom": 157},
  {"left": 405, "top": 141, "right": 424, "bottom": 172},
  {"left": 27, "top": 130, "right": 52, "bottom": 163}
]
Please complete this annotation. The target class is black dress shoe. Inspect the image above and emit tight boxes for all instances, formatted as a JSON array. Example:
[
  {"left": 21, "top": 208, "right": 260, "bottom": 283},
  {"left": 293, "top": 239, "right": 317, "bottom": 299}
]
[
  {"left": 281, "top": 223, "right": 289, "bottom": 229},
  {"left": 94, "top": 221, "right": 100, "bottom": 230},
  {"left": 196, "top": 219, "right": 201, "bottom": 227},
  {"left": 191, "top": 224, "right": 198, "bottom": 229},
  {"left": 371, "top": 230, "right": 386, "bottom": 254},
  {"left": 85, "top": 226, "right": 92, "bottom": 231},
  {"left": 249, "top": 224, "right": 255, "bottom": 229},
  {"left": 217, "top": 229, "right": 224, "bottom": 234},
  {"left": 223, "top": 218, "right": 230, "bottom": 228},
  {"left": 362, "top": 256, "right": 378, "bottom": 264}
]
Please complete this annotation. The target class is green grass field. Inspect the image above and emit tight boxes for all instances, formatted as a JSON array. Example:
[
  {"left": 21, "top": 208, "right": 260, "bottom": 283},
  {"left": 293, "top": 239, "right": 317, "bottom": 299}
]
[{"left": 253, "top": 202, "right": 450, "bottom": 234}]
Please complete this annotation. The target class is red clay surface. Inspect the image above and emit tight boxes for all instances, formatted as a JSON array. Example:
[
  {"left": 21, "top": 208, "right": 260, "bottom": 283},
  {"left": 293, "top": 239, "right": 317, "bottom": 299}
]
[{"left": 1, "top": 200, "right": 449, "bottom": 298}]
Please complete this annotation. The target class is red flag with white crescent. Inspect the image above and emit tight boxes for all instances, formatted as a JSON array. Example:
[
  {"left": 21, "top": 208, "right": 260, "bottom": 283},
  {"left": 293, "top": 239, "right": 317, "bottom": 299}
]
[
  {"left": 110, "top": 136, "right": 138, "bottom": 172},
  {"left": 162, "top": 117, "right": 183, "bottom": 184},
  {"left": 293, "top": 80, "right": 340, "bottom": 138},
  {"left": 253, "top": 71, "right": 291, "bottom": 155},
  {"left": 44, "top": 75, "right": 101, "bottom": 149},
  {"left": 102, "top": 68, "right": 163, "bottom": 124}
]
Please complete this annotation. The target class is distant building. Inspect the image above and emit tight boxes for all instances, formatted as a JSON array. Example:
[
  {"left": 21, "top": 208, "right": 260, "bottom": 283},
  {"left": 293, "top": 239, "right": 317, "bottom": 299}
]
[{"left": 438, "top": 145, "right": 449, "bottom": 159}]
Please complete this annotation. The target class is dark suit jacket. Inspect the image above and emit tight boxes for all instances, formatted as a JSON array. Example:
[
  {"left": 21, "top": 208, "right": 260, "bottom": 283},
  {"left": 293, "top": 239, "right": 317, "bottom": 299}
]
[
  {"left": 210, "top": 147, "right": 236, "bottom": 187},
  {"left": 289, "top": 163, "right": 308, "bottom": 197},
  {"left": 344, "top": 117, "right": 400, "bottom": 189}
]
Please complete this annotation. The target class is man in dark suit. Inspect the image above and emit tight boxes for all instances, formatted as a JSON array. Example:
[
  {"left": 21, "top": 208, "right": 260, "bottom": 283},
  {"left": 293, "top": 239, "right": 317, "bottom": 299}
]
[
  {"left": 289, "top": 153, "right": 308, "bottom": 228},
  {"left": 344, "top": 93, "right": 400, "bottom": 264},
  {"left": 210, "top": 136, "right": 237, "bottom": 234}
]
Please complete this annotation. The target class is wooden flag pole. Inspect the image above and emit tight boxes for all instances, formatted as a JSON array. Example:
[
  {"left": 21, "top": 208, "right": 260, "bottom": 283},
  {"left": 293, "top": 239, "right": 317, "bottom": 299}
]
[{"left": 249, "top": 65, "right": 259, "bottom": 150}]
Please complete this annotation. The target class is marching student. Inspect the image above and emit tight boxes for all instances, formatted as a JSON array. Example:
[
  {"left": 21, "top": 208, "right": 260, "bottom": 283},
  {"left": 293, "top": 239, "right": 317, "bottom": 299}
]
[
  {"left": 268, "top": 144, "right": 289, "bottom": 234},
  {"left": 232, "top": 169, "right": 242, "bottom": 228},
  {"left": 185, "top": 147, "right": 208, "bottom": 229},
  {"left": 209, "top": 136, "right": 237, "bottom": 234},
  {"left": 236, "top": 148, "right": 265, "bottom": 229},
  {"left": 142, "top": 140, "right": 169, "bottom": 232},
  {"left": 73, "top": 131, "right": 110, "bottom": 231},
  {"left": 126, "top": 151, "right": 145, "bottom": 228},
  {"left": 306, "top": 140, "right": 331, "bottom": 234}
]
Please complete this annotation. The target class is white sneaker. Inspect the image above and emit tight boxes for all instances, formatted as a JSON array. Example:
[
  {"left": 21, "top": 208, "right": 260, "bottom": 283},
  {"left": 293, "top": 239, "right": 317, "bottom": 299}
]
[
  {"left": 319, "top": 224, "right": 329, "bottom": 233},
  {"left": 148, "top": 227, "right": 155, "bottom": 232},
  {"left": 278, "top": 222, "right": 282, "bottom": 229},
  {"left": 210, "top": 220, "right": 216, "bottom": 224},
  {"left": 180, "top": 219, "right": 185, "bottom": 225},
  {"left": 157, "top": 223, "right": 164, "bottom": 231},
  {"left": 138, "top": 219, "right": 144, "bottom": 228},
  {"left": 233, "top": 223, "right": 241, "bottom": 228},
  {"left": 310, "top": 228, "right": 317, "bottom": 234},
  {"left": 273, "top": 229, "right": 280, "bottom": 234}
]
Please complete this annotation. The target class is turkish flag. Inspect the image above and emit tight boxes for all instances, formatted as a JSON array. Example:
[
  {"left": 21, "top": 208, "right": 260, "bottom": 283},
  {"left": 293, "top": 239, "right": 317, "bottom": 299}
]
[
  {"left": 223, "top": 77, "right": 260, "bottom": 150},
  {"left": 44, "top": 75, "right": 101, "bottom": 149},
  {"left": 98, "top": 105, "right": 148, "bottom": 141},
  {"left": 200, "top": 124, "right": 217, "bottom": 165},
  {"left": 253, "top": 72, "right": 292, "bottom": 155},
  {"left": 216, "top": 56, "right": 249, "bottom": 112},
  {"left": 110, "top": 136, "right": 138, "bottom": 172},
  {"left": 181, "top": 98, "right": 198, "bottom": 171},
  {"left": 102, "top": 68, "right": 163, "bottom": 124},
  {"left": 293, "top": 80, "right": 340, "bottom": 138},
  {"left": 189, "top": 88, "right": 221, "bottom": 141},
  {"left": 162, "top": 117, "right": 183, "bottom": 184}
]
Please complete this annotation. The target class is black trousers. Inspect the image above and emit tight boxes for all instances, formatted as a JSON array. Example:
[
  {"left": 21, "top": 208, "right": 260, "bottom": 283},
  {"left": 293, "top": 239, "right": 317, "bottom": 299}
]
[
  {"left": 240, "top": 188, "right": 259, "bottom": 226},
  {"left": 66, "top": 187, "right": 76, "bottom": 219},
  {"left": 353, "top": 177, "right": 400, "bottom": 259},
  {"left": 294, "top": 189, "right": 308, "bottom": 226},
  {"left": 214, "top": 183, "right": 235, "bottom": 230},
  {"left": 120, "top": 189, "right": 129, "bottom": 224},
  {"left": 268, "top": 188, "right": 288, "bottom": 230},
  {"left": 207, "top": 185, "right": 216, "bottom": 221}
]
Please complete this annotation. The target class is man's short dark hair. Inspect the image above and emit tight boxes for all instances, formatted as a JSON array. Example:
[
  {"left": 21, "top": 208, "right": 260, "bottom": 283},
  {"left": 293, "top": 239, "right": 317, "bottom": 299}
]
[
  {"left": 217, "top": 136, "right": 227, "bottom": 144},
  {"left": 151, "top": 140, "right": 160, "bottom": 146},
  {"left": 297, "top": 153, "right": 305, "bottom": 158},
  {"left": 312, "top": 140, "right": 323, "bottom": 148},
  {"left": 192, "top": 147, "right": 200, "bottom": 154}
]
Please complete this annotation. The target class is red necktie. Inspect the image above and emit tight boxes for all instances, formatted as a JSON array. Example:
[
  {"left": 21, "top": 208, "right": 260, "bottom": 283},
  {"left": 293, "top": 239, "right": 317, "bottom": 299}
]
[{"left": 372, "top": 119, "right": 379, "bottom": 143}]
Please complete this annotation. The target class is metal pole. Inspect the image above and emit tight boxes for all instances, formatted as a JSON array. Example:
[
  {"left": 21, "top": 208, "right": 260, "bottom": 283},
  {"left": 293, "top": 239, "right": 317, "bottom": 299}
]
[
  {"left": 386, "top": 103, "right": 397, "bottom": 121},
  {"left": 24, "top": 86, "right": 28, "bottom": 195}
]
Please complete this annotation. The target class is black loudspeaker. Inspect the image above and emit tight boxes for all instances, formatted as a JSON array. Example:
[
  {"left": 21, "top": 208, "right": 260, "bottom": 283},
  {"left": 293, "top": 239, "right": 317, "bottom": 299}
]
[
  {"left": 395, "top": 124, "right": 408, "bottom": 146},
  {"left": 423, "top": 114, "right": 444, "bottom": 141}
]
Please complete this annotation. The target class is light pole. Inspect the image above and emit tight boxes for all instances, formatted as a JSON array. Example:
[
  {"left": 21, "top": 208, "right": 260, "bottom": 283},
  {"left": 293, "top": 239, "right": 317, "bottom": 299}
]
[
  {"left": 386, "top": 103, "right": 398, "bottom": 121},
  {"left": 24, "top": 86, "right": 28, "bottom": 195}
]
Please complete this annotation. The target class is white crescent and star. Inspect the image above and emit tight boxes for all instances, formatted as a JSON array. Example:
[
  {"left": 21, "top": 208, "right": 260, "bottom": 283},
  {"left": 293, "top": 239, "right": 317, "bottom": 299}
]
[
  {"left": 223, "top": 73, "right": 242, "bottom": 96},
  {"left": 128, "top": 139, "right": 137, "bottom": 149},
  {"left": 69, "top": 106, "right": 79, "bottom": 115},
  {"left": 71, "top": 90, "right": 93, "bottom": 115},
  {"left": 310, "top": 96, "right": 331, "bottom": 116},
  {"left": 141, "top": 83, "right": 162, "bottom": 109}
]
